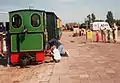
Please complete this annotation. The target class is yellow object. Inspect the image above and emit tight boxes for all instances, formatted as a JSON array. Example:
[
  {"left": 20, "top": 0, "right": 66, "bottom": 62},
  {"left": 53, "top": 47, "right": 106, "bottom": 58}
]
[
  {"left": 59, "top": 21, "right": 62, "bottom": 28},
  {"left": 57, "top": 18, "right": 62, "bottom": 28},
  {"left": 87, "top": 31, "right": 93, "bottom": 40}
]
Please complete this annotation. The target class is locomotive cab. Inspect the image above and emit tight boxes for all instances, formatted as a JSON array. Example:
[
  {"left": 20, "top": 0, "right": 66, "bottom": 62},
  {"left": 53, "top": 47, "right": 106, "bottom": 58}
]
[{"left": 9, "top": 9, "right": 46, "bottom": 65}]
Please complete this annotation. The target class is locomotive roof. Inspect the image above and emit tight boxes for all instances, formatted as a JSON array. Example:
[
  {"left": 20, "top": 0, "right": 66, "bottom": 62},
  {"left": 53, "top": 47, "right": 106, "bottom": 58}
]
[
  {"left": 46, "top": 11, "right": 55, "bottom": 14},
  {"left": 46, "top": 11, "right": 59, "bottom": 18},
  {"left": 9, "top": 9, "right": 45, "bottom": 13},
  {"left": 9, "top": 9, "right": 61, "bottom": 20}
]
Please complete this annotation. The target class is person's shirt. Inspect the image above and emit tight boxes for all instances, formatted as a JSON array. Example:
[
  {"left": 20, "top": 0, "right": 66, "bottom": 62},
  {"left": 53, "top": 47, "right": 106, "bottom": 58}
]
[
  {"left": 48, "top": 38, "right": 61, "bottom": 48},
  {"left": 2, "top": 24, "right": 5, "bottom": 32},
  {"left": 112, "top": 27, "right": 116, "bottom": 32},
  {"left": 112, "top": 28, "right": 115, "bottom": 34},
  {"left": 114, "top": 25, "right": 118, "bottom": 30},
  {"left": 53, "top": 48, "right": 61, "bottom": 60}
]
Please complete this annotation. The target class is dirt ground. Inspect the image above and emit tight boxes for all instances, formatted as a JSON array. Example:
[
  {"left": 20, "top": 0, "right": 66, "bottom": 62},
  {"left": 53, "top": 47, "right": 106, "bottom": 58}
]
[{"left": 0, "top": 31, "right": 120, "bottom": 83}]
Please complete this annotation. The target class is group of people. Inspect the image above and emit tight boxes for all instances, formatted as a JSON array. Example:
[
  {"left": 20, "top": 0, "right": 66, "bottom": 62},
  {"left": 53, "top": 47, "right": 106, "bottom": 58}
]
[
  {"left": 87, "top": 23, "right": 118, "bottom": 43},
  {"left": 71, "top": 23, "right": 119, "bottom": 43},
  {"left": 73, "top": 27, "right": 86, "bottom": 37},
  {"left": 45, "top": 38, "right": 68, "bottom": 63}
]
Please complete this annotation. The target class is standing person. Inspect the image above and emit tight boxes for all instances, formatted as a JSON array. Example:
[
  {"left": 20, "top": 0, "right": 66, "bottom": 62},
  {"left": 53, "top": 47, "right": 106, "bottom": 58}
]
[
  {"left": 73, "top": 25, "right": 79, "bottom": 37},
  {"left": 83, "top": 29, "right": 86, "bottom": 36},
  {"left": 79, "top": 29, "right": 82, "bottom": 36},
  {"left": 112, "top": 27, "right": 116, "bottom": 42},
  {"left": 51, "top": 45, "right": 61, "bottom": 63},
  {"left": 112, "top": 23, "right": 118, "bottom": 42},
  {"left": 113, "top": 23, "right": 118, "bottom": 42},
  {"left": 81, "top": 28, "right": 84, "bottom": 36},
  {"left": 106, "top": 29, "right": 111, "bottom": 43},
  {"left": 2, "top": 24, "right": 10, "bottom": 67},
  {"left": 96, "top": 30, "right": 100, "bottom": 42},
  {"left": 2, "top": 24, "right": 5, "bottom": 32},
  {"left": 100, "top": 28, "right": 106, "bottom": 42}
]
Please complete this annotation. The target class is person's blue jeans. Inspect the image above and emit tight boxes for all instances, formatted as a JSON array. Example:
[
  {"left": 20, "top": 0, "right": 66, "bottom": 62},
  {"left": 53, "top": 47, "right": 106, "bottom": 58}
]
[{"left": 58, "top": 44, "right": 65, "bottom": 55}]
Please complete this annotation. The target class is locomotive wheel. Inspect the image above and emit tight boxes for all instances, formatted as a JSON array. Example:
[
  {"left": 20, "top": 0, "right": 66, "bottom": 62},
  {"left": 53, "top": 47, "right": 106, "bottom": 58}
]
[
  {"left": 19, "top": 53, "right": 36, "bottom": 68},
  {"left": 19, "top": 54, "right": 31, "bottom": 68},
  {"left": 19, "top": 58, "right": 28, "bottom": 68}
]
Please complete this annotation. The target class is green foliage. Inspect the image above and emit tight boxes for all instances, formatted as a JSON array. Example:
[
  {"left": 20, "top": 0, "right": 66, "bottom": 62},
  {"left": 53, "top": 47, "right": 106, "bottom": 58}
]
[
  {"left": 86, "top": 14, "right": 91, "bottom": 27},
  {"left": 106, "top": 11, "right": 114, "bottom": 27},
  {"left": 114, "top": 19, "right": 120, "bottom": 26},
  {"left": 81, "top": 23, "right": 86, "bottom": 26},
  {"left": 65, "top": 22, "right": 80, "bottom": 30},
  {"left": 91, "top": 13, "right": 96, "bottom": 22},
  {"left": 87, "top": 14, "right": 91, "bottom": 23},
  {"left": 85, "top": 13, "right": 96, "bottom": 27},
  {"left": 65, "top": 22, "right": 80, "bottom": 27},
  {"left": 95, "top": 20, "right": 104, "bottom": 22},
  {"left": 80, "top": 23, "right": 87, "bottom": 29}
]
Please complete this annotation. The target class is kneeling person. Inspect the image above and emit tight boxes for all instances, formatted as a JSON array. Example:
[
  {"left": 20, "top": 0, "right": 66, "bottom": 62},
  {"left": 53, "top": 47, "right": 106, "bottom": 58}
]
[{"left": 51, "top": 45, "right": 61, "bottom": 63}]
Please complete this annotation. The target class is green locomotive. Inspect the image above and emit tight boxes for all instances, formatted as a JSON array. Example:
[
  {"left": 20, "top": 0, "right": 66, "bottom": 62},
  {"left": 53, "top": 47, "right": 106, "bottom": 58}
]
[{"left": 8, "top": 9, "right": 62, "bottom": 66}]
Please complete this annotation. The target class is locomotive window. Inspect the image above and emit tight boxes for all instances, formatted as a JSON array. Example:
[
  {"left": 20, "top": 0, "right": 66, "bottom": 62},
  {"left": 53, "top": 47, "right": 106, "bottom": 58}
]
[
  {"left": 12, "top": 14, "right": 22, "bottom": 28},
  {"left": 31, "top": 14, "right": 40, "bottom": 27}
]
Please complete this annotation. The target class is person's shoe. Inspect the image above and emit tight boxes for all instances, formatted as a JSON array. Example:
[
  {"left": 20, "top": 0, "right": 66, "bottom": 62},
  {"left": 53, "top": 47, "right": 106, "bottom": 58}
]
[
  {"left": 7, "top": 64, "right": 10, "bottom": 67},
  {"left": 55, "top": 60, "right": 60, "bottom": 63},
  {"left": 50, "top": 60, "right": 54, "bottom": 62},
  {"left": 64, "top": 51, "right": 69, "bottom": 57},
  {"left": 60, "top": 54, "right": 64, "bottom": 56}
]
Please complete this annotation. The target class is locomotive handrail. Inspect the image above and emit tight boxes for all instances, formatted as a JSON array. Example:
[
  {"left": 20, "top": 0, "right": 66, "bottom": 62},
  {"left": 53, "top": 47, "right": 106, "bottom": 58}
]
[
  {"left": 21, "top": 26, "right": 28, "bottom": 33},
  {"left": 22, "top": 28, "right": 28, "bottom": 33}
]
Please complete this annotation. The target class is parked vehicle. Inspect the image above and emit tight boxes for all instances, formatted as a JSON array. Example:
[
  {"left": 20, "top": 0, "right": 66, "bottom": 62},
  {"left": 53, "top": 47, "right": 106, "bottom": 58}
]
[{"left": 90, "top": 22, "right": 111, "bottom": 31}]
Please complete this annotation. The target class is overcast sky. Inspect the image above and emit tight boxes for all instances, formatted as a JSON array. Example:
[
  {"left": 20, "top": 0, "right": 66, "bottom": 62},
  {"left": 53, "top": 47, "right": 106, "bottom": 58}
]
[{"left": 0, "top": 0, "right": 120, "bottom": 24}]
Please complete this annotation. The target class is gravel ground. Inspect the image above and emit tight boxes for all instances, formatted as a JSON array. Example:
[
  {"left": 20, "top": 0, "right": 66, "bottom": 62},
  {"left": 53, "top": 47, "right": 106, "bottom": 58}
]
[{"left": 0, "top": 31, "right": 120, "bottom": 83}]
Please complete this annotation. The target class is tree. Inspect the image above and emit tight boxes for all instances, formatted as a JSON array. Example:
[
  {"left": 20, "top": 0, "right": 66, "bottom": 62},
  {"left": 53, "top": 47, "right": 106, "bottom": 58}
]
[
  {"left": 87, "top": 14, "right": 91, "bottom": 23},
  {"left": 91, "top": 13, "right": 96, "bottom": 22},
  {"left": 95, "top": 20, "right": 104, "bottom": 22},
  {"left": 106, "top": 11, "right": 114, "bottom": 27},
  {"left": 87, "top": 14, "right": 91, "bottom": 28},
  {"left": 114, "top": 19, "right": 120, "bottom": 26},
  {"left": 80, "top": 23, "right": 87, "bottom": 29}
]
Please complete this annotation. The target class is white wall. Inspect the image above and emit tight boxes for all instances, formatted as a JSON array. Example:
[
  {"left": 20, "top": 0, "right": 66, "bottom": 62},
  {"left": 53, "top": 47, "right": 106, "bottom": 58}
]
[{"left": 0, "top": 13, "right": 9, "bottom": 22}]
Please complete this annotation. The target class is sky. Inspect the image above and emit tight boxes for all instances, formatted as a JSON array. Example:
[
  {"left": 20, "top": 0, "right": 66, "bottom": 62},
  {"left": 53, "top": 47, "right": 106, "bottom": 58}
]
[{"left": 0, "top": 0, "right": 120, "bottom": 24}]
